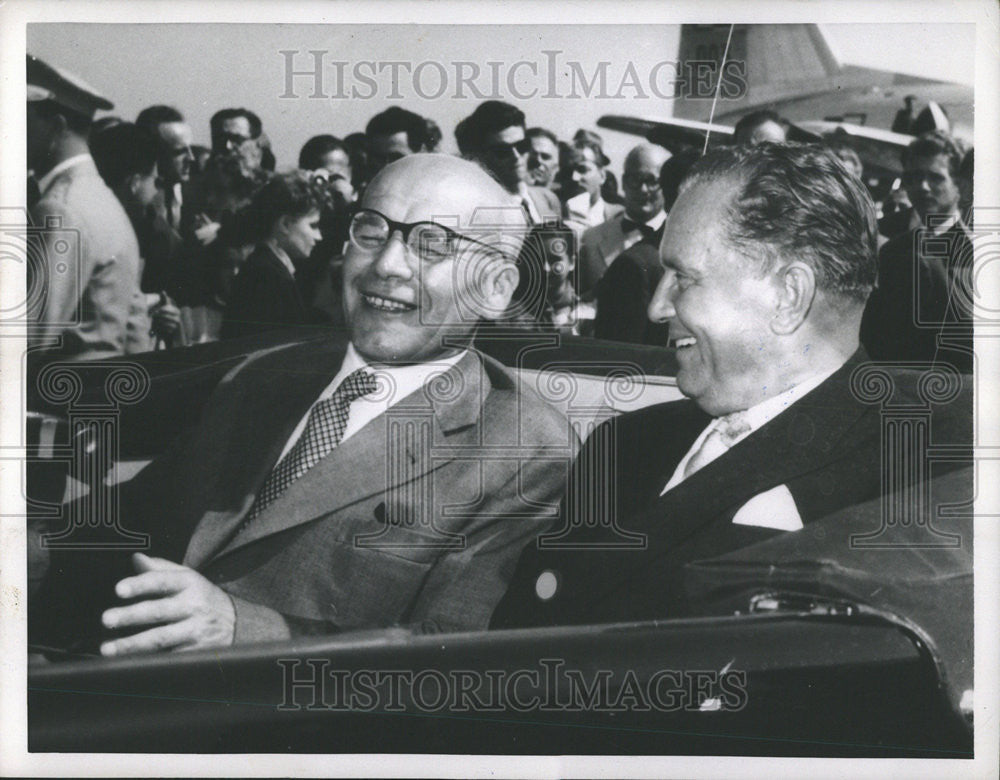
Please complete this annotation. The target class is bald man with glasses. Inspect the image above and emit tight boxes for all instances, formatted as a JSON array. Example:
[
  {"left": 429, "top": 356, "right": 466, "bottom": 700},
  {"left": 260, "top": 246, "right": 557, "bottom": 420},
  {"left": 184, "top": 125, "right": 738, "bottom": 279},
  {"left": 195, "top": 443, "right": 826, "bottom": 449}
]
[{"left": 32, "top": 155, "right": 575, "bottom": 655}]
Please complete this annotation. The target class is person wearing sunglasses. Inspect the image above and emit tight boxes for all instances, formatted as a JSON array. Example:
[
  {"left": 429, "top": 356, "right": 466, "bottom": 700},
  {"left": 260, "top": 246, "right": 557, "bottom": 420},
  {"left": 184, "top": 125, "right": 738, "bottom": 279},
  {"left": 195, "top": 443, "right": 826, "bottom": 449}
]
[
  {"left": 455, "top": 100, "right": 562, "bottom": 225},
  {"left": 32, "top": 153, "right": 575, "bottom": 656}
]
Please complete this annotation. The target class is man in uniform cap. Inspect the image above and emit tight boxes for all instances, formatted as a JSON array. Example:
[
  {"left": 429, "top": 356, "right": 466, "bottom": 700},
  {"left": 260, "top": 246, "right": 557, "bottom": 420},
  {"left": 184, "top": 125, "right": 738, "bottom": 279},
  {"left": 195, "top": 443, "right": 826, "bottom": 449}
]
[{"left": 27, "top": 54, "right": 151, "bottom": 359}]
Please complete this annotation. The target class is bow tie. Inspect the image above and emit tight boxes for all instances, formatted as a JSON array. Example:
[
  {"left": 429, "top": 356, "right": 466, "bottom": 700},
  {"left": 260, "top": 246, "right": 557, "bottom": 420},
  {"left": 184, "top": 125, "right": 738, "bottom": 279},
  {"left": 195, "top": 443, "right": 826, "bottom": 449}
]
[{"left": 621, "top": 217, "right": 659, "bottom": 240}]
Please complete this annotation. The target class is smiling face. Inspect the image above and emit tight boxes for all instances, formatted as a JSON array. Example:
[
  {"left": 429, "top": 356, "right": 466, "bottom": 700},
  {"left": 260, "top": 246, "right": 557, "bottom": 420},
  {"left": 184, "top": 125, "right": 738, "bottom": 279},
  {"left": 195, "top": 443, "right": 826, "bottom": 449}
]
[
  {"left": 342, "top": 155, "right": 525, "bottom": 364},
  {"left": 648, "top": 178, "right": 781, "bottom": 416}
]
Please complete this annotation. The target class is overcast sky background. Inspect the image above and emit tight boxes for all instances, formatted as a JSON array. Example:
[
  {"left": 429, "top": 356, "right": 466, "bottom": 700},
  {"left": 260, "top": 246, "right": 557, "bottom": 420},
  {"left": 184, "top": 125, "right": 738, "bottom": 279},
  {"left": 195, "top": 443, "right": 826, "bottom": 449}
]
[{"left": 26, "top": 23, "right": 975, "bottom": 174}]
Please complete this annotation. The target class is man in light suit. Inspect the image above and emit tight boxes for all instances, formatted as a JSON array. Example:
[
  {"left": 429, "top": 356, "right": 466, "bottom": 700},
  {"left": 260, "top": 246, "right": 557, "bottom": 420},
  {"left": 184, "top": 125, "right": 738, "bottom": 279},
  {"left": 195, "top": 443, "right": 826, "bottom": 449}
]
[
  {"left": 26, "top": 54, "right": 151, "bottom": 359},
  {"left": 31, "top": 155, "right": 573, "bottom": 653},
  {"left": 455, "top": 101, "right": 562, "bottom": 225},
  {"left": 579, "top": 143, "right": 670, "bottom": 297},
  {"left": 492, "top": 143, "right": 971, "bottom": 629}
]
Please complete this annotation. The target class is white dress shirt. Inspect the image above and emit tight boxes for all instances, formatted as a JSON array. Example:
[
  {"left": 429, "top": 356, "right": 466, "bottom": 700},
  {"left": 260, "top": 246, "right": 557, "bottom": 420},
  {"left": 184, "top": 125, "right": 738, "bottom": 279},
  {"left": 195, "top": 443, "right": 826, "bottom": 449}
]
[
  {"left": 661, "top": 364, "right": 842, "bottom": 495},
  {"left": 621, "top": 209, "right": 667, "bottom": 253},
  {"left": 566, "top": 191, "right": 610, "bottom": 227},
  {"left": 276, "top": 343, "right": 467, "bottom": 461}
]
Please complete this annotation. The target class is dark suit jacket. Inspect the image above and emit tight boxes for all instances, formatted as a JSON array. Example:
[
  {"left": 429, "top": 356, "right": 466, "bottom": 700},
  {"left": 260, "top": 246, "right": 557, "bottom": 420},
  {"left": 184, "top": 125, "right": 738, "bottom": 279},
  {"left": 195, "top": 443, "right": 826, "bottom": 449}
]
[
  {"left": 594, "top": 237, "right": 669, "bottom": 345},
  {"left": 491, "top": 350, "right": 972, "bottom": 629},
  {"left": 861, "top": 221, "right": 974, "bottom": 374},
  {"left": 32, "top": 341, "right": 575, "bottom": 647},
  {"left": 221, "top": 243, "right": 310, "bottom": 340},
  {"left": 579, "top": 211, "right": 660, "bottom": 298}
]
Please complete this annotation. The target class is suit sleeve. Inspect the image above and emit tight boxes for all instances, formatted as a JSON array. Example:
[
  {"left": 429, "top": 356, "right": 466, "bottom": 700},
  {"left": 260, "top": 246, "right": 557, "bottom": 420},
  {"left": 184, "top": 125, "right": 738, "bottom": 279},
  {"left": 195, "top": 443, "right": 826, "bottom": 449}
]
[
  {"left": 578, "top": 232, "right": 605, "bottom": 300},
  {"left": 595, "top": 255, "right": 648, "bottom": 343},
  {"left": 403, "top": 437, "right": 576, "bottom": 634}
]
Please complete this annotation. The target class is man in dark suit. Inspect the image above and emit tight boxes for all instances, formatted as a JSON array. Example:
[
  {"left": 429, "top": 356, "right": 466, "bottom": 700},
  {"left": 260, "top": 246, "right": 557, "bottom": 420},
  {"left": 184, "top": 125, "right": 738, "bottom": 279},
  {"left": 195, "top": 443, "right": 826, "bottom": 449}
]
[
  {"left": 32, "top": 155, "right": 574, "bottom": 653},
  {"left": 455, "top": 101, "right": 562, "bottom": 224},
  {"left": 492, "top": 143, "right": 971, "bottom": 629},
  {"left": 579, "top": 143, "right": 669, "bottom": 297},
  {"left": 594, "top": 146, "right": 701, "bottom": 344},
  {"left": 861, "top": 131, "right": 974, "bottom": 374}
]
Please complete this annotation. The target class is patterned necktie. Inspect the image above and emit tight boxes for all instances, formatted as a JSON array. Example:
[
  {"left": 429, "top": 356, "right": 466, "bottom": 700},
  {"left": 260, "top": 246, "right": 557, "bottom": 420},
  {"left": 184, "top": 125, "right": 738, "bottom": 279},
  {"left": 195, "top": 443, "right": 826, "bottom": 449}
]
[
  {"left": 240, "top": 368, "right": 378, "bottom": 528},
  {"left": 682, "top": 411, "right": 751, "bottom": 479}
]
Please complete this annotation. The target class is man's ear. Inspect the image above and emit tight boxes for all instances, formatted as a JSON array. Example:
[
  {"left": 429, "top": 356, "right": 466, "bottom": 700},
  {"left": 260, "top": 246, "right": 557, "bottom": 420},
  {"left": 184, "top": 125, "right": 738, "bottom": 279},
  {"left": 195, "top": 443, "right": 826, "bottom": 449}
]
[
  {"left": 476, "top": 258, "right": 519, "bottom": 321},
  {"left": 770, "top": 261, "right": 816, "bottom": 335}
]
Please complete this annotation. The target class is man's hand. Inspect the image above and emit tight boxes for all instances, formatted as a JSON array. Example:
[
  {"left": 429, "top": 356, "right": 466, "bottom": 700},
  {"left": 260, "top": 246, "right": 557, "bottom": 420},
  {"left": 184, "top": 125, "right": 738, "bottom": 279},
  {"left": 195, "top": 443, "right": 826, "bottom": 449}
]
[
  {"left": 193, "top": 213, "right": 221, "bottom": 246},
  {"left": 148, "top": 295, "right": 182, "bottom": 339},
  {"left": 100, "top": 553, "right": 235, "bottom": 656}
]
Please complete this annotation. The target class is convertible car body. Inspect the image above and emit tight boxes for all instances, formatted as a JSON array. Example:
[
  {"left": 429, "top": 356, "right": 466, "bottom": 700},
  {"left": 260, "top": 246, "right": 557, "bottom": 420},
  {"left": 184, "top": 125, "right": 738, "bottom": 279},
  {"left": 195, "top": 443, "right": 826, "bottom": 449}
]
[{"left": 23, "top": 330, "right": 974, "bottom": 756}]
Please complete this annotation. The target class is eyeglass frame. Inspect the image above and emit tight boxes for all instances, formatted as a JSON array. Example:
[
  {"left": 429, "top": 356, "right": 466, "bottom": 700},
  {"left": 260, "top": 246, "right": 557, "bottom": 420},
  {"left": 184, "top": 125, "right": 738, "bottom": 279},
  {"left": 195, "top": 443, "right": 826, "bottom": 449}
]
[{"left": 348, "top": 208, "right": 507, "bottom": 264}]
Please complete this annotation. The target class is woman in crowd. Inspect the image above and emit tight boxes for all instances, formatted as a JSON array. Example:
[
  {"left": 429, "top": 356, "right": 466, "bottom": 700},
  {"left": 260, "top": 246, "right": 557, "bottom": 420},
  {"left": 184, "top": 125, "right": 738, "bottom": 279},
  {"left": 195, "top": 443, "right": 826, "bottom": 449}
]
[{"left": 221, "top": 170, "right": 325, "bottom": 340}]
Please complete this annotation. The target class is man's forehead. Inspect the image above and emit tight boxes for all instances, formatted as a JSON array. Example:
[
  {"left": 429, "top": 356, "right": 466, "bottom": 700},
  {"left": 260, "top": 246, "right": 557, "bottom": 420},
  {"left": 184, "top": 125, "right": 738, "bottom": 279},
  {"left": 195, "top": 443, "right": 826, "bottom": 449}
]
[
  {"left": 159, "top": 122, "right": 192, "bottom": 146},
  {"left": 662, "top": 180, "right": 735, "bottom": 249},
  {"left": 908, "top": 153, "right": 952, "bottom": 172},
  {"left": 489, "top": 125, "right": 525, "bottom": 142},
  {"left": 220, "top": 116, "right": 251, "bottom": 134},
  {"left": 372, "top": 131, "right": 410, "bottom": 150},
  {"left": 364, "top": 160, "right": 521, "bottom": 226}
]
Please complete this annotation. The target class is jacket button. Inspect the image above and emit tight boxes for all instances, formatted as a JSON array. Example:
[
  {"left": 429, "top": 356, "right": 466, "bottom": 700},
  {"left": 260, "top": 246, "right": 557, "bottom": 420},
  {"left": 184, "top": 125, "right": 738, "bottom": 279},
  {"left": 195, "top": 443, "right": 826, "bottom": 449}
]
[{"left": 535, "top": 570, "right": 558, "bottom": 601}]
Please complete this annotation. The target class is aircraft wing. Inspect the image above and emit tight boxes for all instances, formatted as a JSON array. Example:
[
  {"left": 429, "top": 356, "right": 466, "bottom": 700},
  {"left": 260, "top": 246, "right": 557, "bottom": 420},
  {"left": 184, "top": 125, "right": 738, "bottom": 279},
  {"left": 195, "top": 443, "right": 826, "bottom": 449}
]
[
  {"left": 597, "top": 114, "right": 821, "bottom": 153},
  {"left": 598, "top": 114, "right": 907, "bottom": 178},
  {"left": 597, "top": 114, "right": 732, "bottom": 153},
  {"left": 795, "top": 120, "right": 912, "bottom": 175}
]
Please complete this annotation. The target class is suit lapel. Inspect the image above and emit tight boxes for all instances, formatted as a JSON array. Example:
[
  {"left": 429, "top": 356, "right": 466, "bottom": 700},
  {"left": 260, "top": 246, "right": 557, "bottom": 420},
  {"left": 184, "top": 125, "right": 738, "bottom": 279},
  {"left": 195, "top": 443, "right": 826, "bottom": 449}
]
[
  {"left": 599, "top": 215, "right": 625, "bottom": 264},
  {"left": 198, "top": 350, "right": 490, "bottom": 566},
  {"left": 632, "top": 350, "right": 873, "bottom": 558},
  {"left": 183, "top": 338, "right": 348, "bottom": 567}
]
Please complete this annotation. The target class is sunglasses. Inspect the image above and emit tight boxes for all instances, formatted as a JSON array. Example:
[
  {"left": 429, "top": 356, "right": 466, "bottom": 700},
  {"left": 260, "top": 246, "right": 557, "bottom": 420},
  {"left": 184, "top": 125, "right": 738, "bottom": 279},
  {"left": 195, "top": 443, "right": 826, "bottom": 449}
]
[{"left": 485, "top": 138, "right": 531, "bottom": 158}]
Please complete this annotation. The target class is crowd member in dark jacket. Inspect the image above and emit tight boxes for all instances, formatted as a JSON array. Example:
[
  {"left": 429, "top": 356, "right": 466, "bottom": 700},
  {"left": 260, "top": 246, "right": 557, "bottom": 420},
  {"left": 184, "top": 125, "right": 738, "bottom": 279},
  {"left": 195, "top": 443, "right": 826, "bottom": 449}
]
[
  {"left": 221, "top": 171, "right": 324, "bottom": 339},
  {"left": 595, "top": 146, "right": 700, "bottom": 346}
]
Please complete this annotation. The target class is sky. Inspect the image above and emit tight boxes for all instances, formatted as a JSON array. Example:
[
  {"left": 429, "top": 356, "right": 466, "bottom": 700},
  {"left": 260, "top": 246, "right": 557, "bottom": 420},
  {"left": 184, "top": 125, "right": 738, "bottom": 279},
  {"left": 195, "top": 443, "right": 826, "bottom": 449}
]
[{"left": 26, "top": 23, "right": 975, "bottom": 175}]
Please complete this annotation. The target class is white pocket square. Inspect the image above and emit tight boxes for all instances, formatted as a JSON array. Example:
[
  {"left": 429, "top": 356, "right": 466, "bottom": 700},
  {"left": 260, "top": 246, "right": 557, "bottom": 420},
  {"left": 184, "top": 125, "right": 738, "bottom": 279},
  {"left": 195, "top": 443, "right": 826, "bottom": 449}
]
[{"left": 731, "top": 484, "right": 804, "bottom": 532}]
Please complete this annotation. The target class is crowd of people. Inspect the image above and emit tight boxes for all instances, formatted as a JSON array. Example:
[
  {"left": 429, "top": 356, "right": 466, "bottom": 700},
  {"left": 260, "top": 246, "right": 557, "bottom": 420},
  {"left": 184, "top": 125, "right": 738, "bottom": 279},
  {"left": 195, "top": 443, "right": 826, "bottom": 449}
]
[
  {"left": 27, "top": 54, "right": 974, "bottom": 371},
  {"left": 26, "top": 52, "right": 974, "bottom": 657}
]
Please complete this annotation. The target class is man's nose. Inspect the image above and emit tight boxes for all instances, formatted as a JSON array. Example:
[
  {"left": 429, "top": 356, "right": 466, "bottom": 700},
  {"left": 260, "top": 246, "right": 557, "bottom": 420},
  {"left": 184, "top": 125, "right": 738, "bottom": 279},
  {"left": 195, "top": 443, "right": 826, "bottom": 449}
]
[
  {"left": 183, "top": 146, "right": 195, "bottom": 161},
  {"left": 647, "top": 270, "right": 677, "bottom": 323},
  {"left": 371, "top": 234, "right": 415, "bottom": 280}
]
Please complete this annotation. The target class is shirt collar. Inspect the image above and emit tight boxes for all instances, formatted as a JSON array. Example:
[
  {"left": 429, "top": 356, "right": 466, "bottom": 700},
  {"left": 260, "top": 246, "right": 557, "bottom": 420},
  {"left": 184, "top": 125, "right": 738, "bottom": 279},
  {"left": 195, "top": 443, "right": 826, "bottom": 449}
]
[
  {"left": 642, "top": 210, "right": 667, "bottom": 231},
  {"left": 36, "top": 153, "right": 92, "bottom": 195},
  {"left": 736, "top": 363, "right": 843, "bottom": 438},
  {"left": 335, "top": 342, "right": 468, "bottom": 402}
]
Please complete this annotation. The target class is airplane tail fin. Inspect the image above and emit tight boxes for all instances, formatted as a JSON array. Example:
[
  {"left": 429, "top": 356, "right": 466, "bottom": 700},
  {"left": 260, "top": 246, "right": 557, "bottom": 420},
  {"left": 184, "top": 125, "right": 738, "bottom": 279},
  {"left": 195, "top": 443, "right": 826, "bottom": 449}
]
[{"left": 674, "top": 24, "right": 843, "bottom": 120}]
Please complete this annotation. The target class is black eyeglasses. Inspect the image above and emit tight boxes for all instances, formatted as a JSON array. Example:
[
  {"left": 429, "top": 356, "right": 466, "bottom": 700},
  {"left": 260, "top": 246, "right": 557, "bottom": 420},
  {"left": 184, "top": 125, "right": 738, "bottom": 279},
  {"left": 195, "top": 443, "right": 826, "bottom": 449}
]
[
  {"left": 485, "top": 138, "right": 531, "bottom": 159},
  {"left": 348, "top": 208, "right": 502, "bottom": 264}
]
